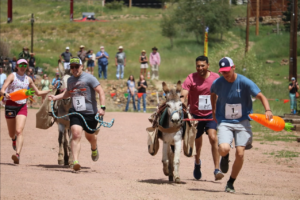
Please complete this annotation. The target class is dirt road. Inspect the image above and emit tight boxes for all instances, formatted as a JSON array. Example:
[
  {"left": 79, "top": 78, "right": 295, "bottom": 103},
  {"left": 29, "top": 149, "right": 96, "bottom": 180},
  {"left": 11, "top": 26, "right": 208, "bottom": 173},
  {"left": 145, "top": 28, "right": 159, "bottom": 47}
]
[{"left": 1, "top": 109, "right": 300, "bottom": 200}]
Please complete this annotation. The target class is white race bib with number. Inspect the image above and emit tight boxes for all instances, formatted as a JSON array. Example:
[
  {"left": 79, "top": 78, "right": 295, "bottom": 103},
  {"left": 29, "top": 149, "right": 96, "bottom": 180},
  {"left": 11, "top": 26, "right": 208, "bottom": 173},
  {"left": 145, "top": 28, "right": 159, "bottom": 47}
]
[
  {"left": 198, "top": 95, "right": 212, "bottom": 110},
  {"left": 73, "top": 96, "right": 86, "bottom": 111},
  {"left": 225, "top": 103, "right": 242, "bottom": 119}
]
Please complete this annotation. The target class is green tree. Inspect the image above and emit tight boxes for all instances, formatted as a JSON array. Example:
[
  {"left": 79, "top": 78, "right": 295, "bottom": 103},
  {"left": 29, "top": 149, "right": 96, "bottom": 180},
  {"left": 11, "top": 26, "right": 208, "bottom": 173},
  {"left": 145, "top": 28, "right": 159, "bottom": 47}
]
[
  {"left": 160, "top": 14, "right": 177, "bottom": 48},
  {"left": 172, "top": 0, "right": 233, "bottom": 43},
  {"left": 282, "top": 0, "right": 300, "bottom": 31}
]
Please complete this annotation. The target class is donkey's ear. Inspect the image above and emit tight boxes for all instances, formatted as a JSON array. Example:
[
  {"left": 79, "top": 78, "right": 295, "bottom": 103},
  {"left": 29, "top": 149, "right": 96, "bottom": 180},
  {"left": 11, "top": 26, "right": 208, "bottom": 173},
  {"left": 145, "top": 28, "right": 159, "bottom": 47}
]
[
  {"left": 162, "top": 82, "right": 169, "bottom": 94},
  {"left": 176, "top": 80, "right": 182, "bottom": 93},
  {"left": 58, "top": 62, "right": 65, "bottom": 77}
]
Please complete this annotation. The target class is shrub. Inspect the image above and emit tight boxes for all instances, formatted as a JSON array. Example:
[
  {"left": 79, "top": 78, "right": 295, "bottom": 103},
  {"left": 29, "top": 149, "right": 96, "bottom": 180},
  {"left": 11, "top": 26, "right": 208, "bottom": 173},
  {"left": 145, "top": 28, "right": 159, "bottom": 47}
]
[{"left": 105, "top": 0, "right": 124, "bottom": 10}]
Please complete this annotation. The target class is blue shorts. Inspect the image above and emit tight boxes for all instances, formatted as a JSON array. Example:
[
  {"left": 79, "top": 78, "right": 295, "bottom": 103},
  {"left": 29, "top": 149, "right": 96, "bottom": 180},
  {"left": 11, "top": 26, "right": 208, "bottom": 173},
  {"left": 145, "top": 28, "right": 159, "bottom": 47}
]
[
  {"left": 87, "top": 61, "right": 94, "bottom": 67},
  {"left": 192, "top": 114, "right": 217, "bottom": 139}
]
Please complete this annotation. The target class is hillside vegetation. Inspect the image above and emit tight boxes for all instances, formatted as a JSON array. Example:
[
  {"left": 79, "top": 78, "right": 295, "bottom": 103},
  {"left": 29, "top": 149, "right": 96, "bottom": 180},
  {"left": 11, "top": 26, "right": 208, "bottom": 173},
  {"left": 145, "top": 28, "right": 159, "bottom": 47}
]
[{"left": 0, "top": 0, "right": 299, "bottom": 121}]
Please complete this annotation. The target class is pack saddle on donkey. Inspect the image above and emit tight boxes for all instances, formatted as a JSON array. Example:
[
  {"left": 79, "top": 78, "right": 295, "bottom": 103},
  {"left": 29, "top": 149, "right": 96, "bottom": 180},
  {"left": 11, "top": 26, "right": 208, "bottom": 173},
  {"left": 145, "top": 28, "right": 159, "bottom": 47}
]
[{"left": 146, "top": 81, "right": 198, "bottom": 183}]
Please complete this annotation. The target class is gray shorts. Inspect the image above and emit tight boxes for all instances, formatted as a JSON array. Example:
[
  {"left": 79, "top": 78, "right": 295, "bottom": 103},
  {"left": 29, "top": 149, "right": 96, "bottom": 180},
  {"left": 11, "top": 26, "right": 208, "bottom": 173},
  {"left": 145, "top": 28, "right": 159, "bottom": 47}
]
[{"left": 217, "top": 120, "right": 253, "bottom": 150}]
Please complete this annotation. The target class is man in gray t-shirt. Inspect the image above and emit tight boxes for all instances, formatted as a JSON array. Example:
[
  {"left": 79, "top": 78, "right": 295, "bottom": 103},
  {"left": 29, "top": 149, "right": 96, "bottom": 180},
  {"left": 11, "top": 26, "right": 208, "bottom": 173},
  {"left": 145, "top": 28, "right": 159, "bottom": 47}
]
[
  {"left": 115, "top": 46, "right": 126, "bottom": 79},
  {"left": 49, "top": 57, "right": 106, "bottom": 172},
  {"left": 60, "top": 47, "right": 72, "bottom": 70}
]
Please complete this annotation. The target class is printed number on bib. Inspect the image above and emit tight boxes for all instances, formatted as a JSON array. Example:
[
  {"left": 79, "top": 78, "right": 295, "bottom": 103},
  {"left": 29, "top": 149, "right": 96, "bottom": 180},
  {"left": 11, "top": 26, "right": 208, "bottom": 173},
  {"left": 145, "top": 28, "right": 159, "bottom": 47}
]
[
  {"left": 73, "top": 96, "right": 86, "bottom": 111},
  {"left": 225, "top": 103, "right": 242, "bottom": 119},
  {"left": 199, "top": 95, "right": 212, "bottom": 110}
]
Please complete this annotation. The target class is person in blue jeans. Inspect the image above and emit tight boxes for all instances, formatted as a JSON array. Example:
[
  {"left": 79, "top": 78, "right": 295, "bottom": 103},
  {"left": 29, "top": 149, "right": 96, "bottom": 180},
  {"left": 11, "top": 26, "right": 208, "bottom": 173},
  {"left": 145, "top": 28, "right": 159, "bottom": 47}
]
[
  {"left": 137, "top": 74, "right": 147, "bottom": 113},
  {"left": 289, "top": 77, "right": 299, "bottom": 114},
  {"left": 115, "top": 46, "right": 126, "bottom": 80},
  {"left": 125, "top": 75, "right": 136, "bottom": 111},
  {"left": 96, "top": 46, "right": 109, "bottom": 79}
]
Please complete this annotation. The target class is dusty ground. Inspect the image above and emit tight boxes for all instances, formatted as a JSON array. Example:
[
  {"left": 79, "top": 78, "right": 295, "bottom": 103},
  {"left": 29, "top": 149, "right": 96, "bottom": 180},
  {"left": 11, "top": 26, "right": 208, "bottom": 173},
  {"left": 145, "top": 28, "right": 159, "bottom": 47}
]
[{"left": 1, "top": 109, "right": 300, "bottom": 200}]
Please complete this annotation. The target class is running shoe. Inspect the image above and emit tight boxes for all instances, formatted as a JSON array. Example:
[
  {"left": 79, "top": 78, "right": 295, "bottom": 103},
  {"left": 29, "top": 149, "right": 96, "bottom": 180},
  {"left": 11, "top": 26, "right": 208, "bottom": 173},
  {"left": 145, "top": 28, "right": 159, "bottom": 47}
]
[
  {"left": 193, "top": 160, "right": 202, "bottom": 180},
  {"left": 91, "top": 149, "right": 99, "bottom": 162},
  {"left": 225, "top": 182, "right": 235, "bottom": 193},
  {"left": 220, "top": 154, "right": 229, "bottom": 173},
  {"left": 214, "top": 169, "right": 224, "bottom": 181},
  {"left": 12, "top": 154, "right": 19, "bottom": 164},
  {"left": 73, "top": 160, "right": 81, "bottom": 171},
  {"left": 12, "top": 136, "right": 17, "bottom": 151}
]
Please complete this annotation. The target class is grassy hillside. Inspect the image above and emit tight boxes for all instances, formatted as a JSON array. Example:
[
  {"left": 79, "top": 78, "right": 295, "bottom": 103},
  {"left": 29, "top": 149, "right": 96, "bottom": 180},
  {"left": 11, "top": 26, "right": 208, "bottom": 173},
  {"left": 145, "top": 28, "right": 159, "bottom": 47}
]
[{"left": 0, "top": 0, "right": 299, "bottom": 119}]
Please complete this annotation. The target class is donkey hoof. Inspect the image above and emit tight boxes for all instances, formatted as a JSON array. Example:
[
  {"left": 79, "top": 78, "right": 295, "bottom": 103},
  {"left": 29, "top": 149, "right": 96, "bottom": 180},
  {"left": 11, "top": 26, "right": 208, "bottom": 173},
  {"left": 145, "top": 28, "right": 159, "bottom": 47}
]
[
  {"left": 175, "top": 177, "right": 181, "bottom": 184},
  {"left": 168, "top": 176, "right": 173, "bottom": 182},
  {"left": 58, "top": 160, "right": 64, "bottom": 165}
]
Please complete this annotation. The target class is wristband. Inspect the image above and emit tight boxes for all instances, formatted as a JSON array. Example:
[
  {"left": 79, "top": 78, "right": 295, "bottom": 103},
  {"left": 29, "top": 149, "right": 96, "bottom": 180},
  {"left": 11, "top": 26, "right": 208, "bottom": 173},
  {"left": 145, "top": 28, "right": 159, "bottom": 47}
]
[
  {"left": 180, "top": 95, "right": 184, "bottom": 98},
  {"left": 265, "top": 110, "right": 272, "bottom": 112},
  {"left": 101, "top": 106, "right": 106, "bottom": 111}
]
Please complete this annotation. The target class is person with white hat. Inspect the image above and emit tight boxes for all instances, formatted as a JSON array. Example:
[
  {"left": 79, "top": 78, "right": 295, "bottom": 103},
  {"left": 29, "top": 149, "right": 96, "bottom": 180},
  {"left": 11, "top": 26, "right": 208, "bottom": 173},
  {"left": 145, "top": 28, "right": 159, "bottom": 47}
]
[
  {"left": 289, "top": 77, "right": 299, "bottom": 114},
  {"left": 60, "top": 47, "right": 72, "bottom": 71},
  {"left": 115, "top": 46, "right": 126, "bottom": 80},
  {"left": 0, "top": 59, "right": 50, "bottom": 165},
  {"left": 96, "top": 46, "right": 109, "bottom": 79},
  {"left": 210, "top": 57, "right": 272, "bottom": 193},
  {"left": 149, "top": 46, "right": 161, "bottom": 80}
]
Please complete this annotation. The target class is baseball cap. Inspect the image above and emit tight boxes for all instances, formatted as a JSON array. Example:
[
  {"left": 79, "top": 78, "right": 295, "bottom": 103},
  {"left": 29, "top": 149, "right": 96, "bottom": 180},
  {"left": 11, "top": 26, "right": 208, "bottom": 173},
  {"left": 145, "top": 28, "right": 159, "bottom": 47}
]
[
  {"left": 66, "top": 47, "right": 69, "bottom": 50},
  {"left": 17, "top": 59, "right": 28, "bottom": 65},
  {"left": 80, "top": 45, "right": 85, "bottom": 48},
  {"left": 218, "top": 57, "right": 235, "bottom": 72},
  {"left": 100, "top": 46, "right": 104, "bottom": 49},
  {"left": 70, "top": 57, "right": 82, "bottom": 65},
  {"left": 118, "top": 46, "right": 123, "bottom": 49},
  {"left": 291, "top": 77, "right": 295, "bottom": 81}
]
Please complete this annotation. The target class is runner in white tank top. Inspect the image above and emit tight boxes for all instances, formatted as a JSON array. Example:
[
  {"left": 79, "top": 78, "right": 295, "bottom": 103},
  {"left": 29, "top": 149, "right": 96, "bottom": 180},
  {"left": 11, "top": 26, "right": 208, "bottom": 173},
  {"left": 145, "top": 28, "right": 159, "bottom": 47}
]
[
  {"left": 5, "top": 72, "right": 29, "bottom": 104},
  {"left": 0, "top": 59, "right": 50, "bottom": 165}
]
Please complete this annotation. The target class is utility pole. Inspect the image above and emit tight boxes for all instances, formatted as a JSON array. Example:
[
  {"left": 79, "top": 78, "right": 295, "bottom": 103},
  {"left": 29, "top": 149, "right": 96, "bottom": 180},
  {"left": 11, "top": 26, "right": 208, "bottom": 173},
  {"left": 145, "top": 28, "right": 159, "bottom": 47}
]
[
  {"left": 70, "top": 0, "right": 73, "bottom": 21},
  {"left": 31, "top": 13, "right": 34, "bottom": 53},
  {"left": 256, "top": 0, "right": 259, "bottom": 36},
  {"left": 129, "top": 0, "right": 132, "bottom": 8},
  {"left": 245, "top": 0, "right": 250, "bottom": 53},
  {"left": 7, "top": 0, "right": 12, "bottom": 23},
  {"left": 289, "top": 0, "right": 298, "bottom": 80}
]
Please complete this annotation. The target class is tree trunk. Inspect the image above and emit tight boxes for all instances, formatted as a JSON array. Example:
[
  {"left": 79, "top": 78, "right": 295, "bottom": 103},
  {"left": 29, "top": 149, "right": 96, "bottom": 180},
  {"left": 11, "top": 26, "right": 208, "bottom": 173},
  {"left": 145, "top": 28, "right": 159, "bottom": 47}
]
[
  {"left": 195, "top": 32, "right": 200, "bottom": 43},
  {"left": 170, "top": 37, "right": 174, "bottom": 48}
]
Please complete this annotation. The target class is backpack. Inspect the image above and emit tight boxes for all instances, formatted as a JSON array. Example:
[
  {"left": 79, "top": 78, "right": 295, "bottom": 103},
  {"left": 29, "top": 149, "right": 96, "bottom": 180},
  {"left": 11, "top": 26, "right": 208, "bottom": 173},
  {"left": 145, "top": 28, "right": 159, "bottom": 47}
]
[{"left": 36, "top": 90, "right": 57, "bottom": 129}]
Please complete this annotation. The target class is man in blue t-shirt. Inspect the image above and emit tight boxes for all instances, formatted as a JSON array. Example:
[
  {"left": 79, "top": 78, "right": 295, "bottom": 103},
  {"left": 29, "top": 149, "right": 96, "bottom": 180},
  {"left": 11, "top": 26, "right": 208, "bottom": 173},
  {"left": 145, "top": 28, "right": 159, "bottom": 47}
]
[{"left": 210, "top": 57, "right": 273, "bottom": 193}]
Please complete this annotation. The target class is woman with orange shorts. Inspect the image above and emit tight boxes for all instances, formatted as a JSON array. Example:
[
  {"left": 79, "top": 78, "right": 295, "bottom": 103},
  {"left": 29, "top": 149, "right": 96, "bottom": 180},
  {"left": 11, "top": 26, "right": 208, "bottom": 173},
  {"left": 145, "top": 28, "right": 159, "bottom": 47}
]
[{"left": 0, "top": 59, "right": 50, "bottom": 164}]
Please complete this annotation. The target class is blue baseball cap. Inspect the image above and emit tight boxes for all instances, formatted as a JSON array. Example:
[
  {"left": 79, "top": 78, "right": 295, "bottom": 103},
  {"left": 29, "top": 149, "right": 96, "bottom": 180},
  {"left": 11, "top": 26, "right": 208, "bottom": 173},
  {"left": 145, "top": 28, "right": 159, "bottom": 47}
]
[{"left": 219, "top": 57, "right": 235, "bottom": 72}]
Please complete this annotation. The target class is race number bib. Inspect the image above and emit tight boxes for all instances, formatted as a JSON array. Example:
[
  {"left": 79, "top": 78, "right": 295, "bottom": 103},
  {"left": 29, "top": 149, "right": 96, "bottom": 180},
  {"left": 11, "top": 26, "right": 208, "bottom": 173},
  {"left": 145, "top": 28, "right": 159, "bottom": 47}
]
[
  {"left": 225, "top": 103, "right": 242, "bottom": 119},
  {"left": 198, "top": 95, "right": 212, "bottom": 110},
  {"left": 72, "top": 96, "right": 86, "bottom": 111}
]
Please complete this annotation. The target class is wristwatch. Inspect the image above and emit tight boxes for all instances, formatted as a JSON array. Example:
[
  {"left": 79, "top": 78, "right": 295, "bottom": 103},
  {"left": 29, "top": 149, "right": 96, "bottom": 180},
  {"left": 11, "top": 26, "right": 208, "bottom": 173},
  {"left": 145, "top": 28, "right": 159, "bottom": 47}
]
[{"left": 101, "top": 106, "right": 106, "bottom": 111}]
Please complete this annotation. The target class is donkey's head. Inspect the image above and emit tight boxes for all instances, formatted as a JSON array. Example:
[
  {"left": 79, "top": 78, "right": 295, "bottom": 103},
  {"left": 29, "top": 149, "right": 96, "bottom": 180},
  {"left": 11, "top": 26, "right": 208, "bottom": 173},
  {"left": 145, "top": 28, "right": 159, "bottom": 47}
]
[{"left": 162, "top": 81, "right": 183, "bottom": 124}]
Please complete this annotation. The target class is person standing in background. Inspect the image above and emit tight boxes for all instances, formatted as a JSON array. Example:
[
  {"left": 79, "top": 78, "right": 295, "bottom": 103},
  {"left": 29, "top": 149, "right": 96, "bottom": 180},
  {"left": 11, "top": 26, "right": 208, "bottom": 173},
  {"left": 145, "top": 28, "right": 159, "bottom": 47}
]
[
  {"left": 0, "top": 68, "right": 7, "bottom": 106},
  {"left": 77, "top": 45, "right": 87, "bottom": 70},
  {"left": 18, "top": 47, "right": 30, "bottom": 62},
  {"left": 96, "top": 46, "right": 109, "bottom": 80},
  {"left": 60, "top": 47, "right": 72, "bottom": 72},
  {"left": 139, "top": 50, "right": 148, "bottom": 78},
  {"left": 115, "top": 46, "right": 126, "bottom": 80},
  {"left": 52, "top": 72, "right": 61, "bottom": 90},
  {"left": 28, "top": 53, "right": 36, "bottom": 72},
  {"left": 137, "top": 74, "right": 147, "bottom": 113},
  {"left": 41, "top": 74, "right": 50, "bottom": 103},
  {"left": 125, "top": 75, "right": 136, "bottom": 112},
  {"left": 149, "top": 47, "right": 161, "bottom": 80},
  {"left": 289, "top": 77, "right": 299, "bottom": 114},
  {"left": 86, "top": 49, "right": 96, "bottom": 75},
  {"left": 11, "top": 57, "right": 17, "bottom": 72}
]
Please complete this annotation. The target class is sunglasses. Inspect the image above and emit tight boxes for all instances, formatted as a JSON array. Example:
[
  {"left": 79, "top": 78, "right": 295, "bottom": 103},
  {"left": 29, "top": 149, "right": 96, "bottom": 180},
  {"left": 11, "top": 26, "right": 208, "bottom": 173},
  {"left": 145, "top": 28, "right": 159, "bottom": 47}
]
[
  {"left": 18, "top": 64, "right": 27, "bottom": 68},
  {"left": 70, "top": 65, "right": 80, "bottom": 69}
]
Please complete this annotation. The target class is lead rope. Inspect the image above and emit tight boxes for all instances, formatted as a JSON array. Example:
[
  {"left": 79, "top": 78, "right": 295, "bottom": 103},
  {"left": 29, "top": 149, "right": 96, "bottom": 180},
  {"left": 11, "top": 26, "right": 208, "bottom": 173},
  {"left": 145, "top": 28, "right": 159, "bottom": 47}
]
[{"left": 51, "top": 100, "right": 114, "bottom": 131}]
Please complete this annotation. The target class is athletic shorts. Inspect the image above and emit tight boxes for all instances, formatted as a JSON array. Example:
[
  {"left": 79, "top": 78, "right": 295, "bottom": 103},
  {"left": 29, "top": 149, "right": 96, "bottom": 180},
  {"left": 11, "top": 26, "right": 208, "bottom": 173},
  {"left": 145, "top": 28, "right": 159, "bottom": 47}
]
[
  {"left": 193, "top": 114, "right": 217, "bottom": 139},
  {"left": 64, "top": 62, "right": 70, "bottom": 70},
  {"left": 140, "top": 63, "right": 148, "bottom": 69},
  {"left": 69, "top": 108, "right": 98, "bottom": 134},
  {"left": 87, "top": 61, "right": 94, "bottom": 67},
  {"left": 217, "top": 119, "right": 253, "bottom": 150},
  {"left": 5, "top": 100, "right": 27, "bottom": 119}
]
